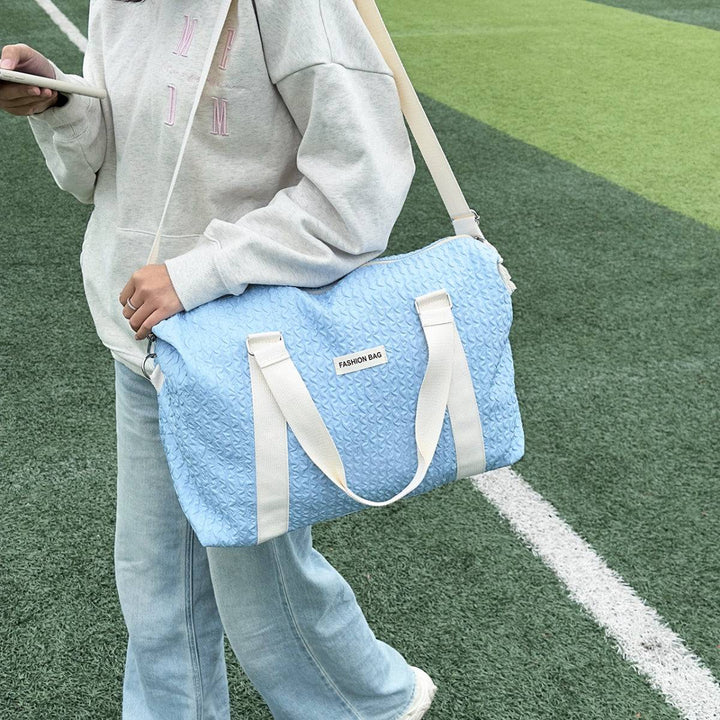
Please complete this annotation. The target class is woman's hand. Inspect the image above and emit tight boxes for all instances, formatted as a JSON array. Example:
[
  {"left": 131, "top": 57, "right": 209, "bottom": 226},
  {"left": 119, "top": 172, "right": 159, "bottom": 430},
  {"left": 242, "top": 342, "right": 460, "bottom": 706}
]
[
  {"left": 0, "top": 44, "right": 58, "bottom": 116},
  {"left": 119, "top": 265, "right": 185, "bottom": 341}
]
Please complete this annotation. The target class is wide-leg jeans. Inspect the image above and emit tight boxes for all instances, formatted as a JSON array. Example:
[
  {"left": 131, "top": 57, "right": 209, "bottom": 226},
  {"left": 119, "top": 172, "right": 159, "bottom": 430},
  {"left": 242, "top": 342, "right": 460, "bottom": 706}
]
[{"left": 113, "top": 359, "right": 417, "bottom": 719}]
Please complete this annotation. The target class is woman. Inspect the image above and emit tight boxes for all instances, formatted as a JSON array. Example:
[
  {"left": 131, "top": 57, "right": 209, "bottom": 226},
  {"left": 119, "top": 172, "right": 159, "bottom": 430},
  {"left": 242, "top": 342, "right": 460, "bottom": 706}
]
[{"left": 0, "top": 0, "right": 437, "bottom": 717}]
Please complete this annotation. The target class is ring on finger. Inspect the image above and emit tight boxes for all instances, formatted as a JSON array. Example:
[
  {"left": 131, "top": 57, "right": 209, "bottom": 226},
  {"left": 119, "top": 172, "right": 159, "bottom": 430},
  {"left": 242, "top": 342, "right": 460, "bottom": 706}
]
[{"left": 126, "top": 298, "right": 138, "bottom": 311}]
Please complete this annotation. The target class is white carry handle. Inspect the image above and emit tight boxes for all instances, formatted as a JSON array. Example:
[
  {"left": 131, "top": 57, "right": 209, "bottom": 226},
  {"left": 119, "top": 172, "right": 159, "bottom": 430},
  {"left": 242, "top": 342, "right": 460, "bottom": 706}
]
[
  {"left": 146, "top": 0, "right": 483, "bottom": 266},
  {"left": 246, "top": 290, "right": 457, "bottom": 507}
]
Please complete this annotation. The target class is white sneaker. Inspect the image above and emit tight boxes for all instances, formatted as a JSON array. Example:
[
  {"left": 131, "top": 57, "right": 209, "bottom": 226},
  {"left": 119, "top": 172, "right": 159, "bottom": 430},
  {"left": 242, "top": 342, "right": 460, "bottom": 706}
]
[{"left": 398, "top": 667, "right": 438, "bottom": 719}]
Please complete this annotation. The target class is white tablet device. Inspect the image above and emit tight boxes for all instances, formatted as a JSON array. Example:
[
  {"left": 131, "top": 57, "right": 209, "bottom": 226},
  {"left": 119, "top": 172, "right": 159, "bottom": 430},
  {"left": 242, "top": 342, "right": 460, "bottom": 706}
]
[{"left": 0, "top": 68, "right": 107, "bottom": 99}]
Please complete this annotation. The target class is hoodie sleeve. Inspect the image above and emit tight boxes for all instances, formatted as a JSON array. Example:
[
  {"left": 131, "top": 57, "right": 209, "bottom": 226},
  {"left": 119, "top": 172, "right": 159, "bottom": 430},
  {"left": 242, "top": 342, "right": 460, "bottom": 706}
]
[
  {"left": 163, "top": 0, "right": 415, "bottom": 312},
  {"left": 26, "top": 2, "right": 106, "bottom": 205}
]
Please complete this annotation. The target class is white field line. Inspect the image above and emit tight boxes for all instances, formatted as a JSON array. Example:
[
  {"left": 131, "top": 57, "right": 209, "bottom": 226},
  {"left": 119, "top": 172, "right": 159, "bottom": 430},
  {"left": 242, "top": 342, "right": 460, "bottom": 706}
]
[
  {"left": 473, "top": 467, "right": 720, "bottom": 720},
  {"left": 33, "top": 0, "right": 87, "bottom": 53}
]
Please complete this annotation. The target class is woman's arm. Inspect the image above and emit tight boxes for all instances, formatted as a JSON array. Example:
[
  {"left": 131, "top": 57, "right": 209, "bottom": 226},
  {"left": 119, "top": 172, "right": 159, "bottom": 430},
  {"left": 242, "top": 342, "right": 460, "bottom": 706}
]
[
  {"left": 0, "top": 44, "right": 60, "bottom": 115},
  {"left": 165, "top": 62, "right": 415, "bottom": 311},
  {"left": 23, "top": 3, "right": 106, "bottom": 205},
  {"left": 163, "top": 0, "right": 415, "bottom": 313}
]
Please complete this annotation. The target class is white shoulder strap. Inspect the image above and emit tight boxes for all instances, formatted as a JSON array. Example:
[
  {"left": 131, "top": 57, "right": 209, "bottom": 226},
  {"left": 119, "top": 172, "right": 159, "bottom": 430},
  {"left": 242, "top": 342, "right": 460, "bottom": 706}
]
[
  {"left": 353, "top": 0, "right": 484, "bottom": 239},
  {"left": 147, "top": 0, "right": 484, "bottom": 267}
]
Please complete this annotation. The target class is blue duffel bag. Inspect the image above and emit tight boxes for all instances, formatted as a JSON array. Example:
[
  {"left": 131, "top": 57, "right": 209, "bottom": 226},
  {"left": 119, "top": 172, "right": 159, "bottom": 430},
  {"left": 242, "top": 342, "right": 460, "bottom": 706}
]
[
  {"left": 146, "top": 234, "right": 524, "bottom": 546},
  {"left": 141, "top": 0, "right": 524, "bottom": 546}
]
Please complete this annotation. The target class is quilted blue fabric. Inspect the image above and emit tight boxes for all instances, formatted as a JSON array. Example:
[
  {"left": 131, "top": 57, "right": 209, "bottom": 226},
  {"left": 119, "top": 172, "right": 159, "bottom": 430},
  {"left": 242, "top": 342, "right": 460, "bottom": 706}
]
[{"left": 152, "top": 235, "right": 524, "bottom": 546}]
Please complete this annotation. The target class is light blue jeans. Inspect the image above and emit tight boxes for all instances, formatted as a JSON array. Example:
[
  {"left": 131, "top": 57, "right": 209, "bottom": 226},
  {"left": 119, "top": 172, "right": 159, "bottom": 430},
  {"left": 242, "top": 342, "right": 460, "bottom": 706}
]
[{"left": 113, "top": 359, "right": 417, "bottom": 719}]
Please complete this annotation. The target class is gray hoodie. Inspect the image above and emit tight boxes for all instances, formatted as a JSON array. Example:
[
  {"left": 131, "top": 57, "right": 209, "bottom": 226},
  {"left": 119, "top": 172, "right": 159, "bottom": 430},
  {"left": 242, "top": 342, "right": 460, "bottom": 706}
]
[{"left": 28, "top": 0, "right": 415, "bottom": 377}]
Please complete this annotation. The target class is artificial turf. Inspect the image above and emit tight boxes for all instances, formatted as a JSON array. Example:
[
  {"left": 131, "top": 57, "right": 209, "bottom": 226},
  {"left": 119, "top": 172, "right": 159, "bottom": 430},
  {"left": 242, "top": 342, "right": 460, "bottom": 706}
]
[
  {"left": 383, "top": 0, "right": 720, "bottom": 232},
  {"left": 590, "top": 0, "right": 720, "bottom": 31}
]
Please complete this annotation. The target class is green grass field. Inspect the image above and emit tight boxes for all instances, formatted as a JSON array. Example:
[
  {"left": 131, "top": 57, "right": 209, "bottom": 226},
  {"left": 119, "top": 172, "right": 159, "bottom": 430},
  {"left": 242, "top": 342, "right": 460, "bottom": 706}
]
[{"left": 1, "top": 1, "right": 718, "bottom": 718}]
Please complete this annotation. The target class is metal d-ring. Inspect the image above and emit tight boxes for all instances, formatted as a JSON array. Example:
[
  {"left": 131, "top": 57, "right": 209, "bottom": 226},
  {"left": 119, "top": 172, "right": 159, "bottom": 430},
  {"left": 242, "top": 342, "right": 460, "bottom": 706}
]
[{"left": 142, "top": 332, "right": 157, "bottom": 380}]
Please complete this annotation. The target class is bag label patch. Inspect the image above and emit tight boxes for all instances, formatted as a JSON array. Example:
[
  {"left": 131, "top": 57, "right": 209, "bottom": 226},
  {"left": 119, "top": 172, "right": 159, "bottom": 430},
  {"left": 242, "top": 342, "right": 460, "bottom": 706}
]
[{"left": 333, "top": 345, "right": 387, "bottom": 376}]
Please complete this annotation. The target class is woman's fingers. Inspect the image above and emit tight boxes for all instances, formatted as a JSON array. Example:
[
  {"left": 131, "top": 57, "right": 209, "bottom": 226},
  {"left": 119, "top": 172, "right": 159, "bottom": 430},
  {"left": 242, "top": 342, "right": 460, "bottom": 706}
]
[
  {"left": 126, "top": 302, "right": 151, "bottom": 334},
  {"left": 121, "top": 297, "right": 139, "bottom": 320},
  {"left": 134, "top": 309, "right": 166, "bottom": 341},
  {"left": 118, "top": 278, "right": 136, "bottom": 308},
  {"left": 119, "top": 266, "right": 183, "bottom": 339},
  {"left": 1, "top": 88, "right": 55, "bottom": 105},
  {"left": 121, "top": 299, "right": 163, "bottom": 340},
  {"left": 0, "top": 43, "right": 58, "bottom": 116},
  {"left": 0, "top": 43, "right": 56, "bottom": 80},
  {"left": 0, "top": 83, "right": 40, "bottom": 101},
  {"left": 0, "top": 91, "right": 57, "bottom": 115},
  {"left": 1, "top": 43, "right": 34, "bottom": 70},
  {"left": 0, "top": 81, "right": 57, "bottom": 115}
]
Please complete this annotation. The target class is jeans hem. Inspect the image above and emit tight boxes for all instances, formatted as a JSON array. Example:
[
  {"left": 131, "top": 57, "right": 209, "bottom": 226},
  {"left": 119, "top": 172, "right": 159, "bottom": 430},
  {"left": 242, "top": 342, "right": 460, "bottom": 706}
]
[{"left": 390, "top": 669, "right": 418, "bottom": 720}]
